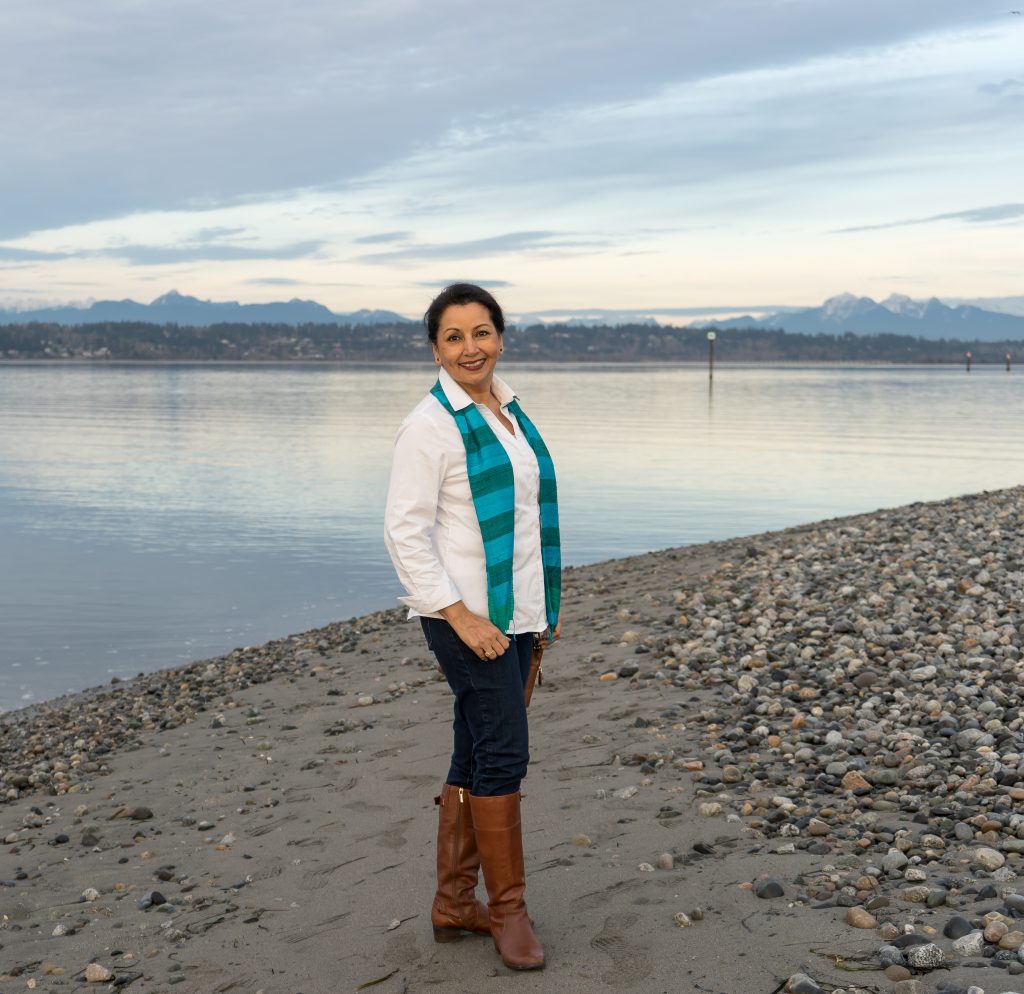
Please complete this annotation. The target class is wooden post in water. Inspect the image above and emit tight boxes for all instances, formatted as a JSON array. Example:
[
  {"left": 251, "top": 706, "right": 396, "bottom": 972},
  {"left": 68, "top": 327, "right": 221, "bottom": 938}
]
[
  {"left": 1007, "top": 352, "right": 1013, "bottom": 372},
  {"left": 707, "top": 330, "right": 716, "bottom": 382},
  {"left": 965, "top": 351, "right": 972, "bottom": 373}
]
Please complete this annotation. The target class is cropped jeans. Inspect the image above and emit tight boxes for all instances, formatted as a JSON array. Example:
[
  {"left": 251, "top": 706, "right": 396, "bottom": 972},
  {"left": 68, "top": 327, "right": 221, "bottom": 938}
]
[{"left": 420, "top": 617, "right": 535, "bottom": 797}]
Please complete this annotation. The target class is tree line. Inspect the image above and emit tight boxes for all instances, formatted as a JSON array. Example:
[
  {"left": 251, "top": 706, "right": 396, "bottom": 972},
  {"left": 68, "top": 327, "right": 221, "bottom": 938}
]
[{"left": 0, "top": 320, "right": 1018, "bottom": 363}]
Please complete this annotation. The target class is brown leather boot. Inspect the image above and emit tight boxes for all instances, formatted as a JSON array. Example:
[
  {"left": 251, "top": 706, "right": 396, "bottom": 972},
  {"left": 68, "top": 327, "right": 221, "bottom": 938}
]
[
  {"left": 469, "top": 791, "right": 545, "bottom": 970},
  {"left": 431, "top": 783, "right": 491, "bottom": 941}
]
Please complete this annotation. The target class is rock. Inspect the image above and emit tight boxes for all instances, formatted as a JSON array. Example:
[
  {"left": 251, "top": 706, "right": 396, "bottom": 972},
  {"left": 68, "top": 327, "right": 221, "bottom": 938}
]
[
  {"left": 657, "top": 852, "right": 674, "bottom": 871},
  {"left": 882, "top": 849, "right": 909, "bottom": 872},
  {"left": 952, "top": 930, "right": 986, "bottom": 957},
  {"left": 841, "top": 771, "right": 872, "bottom": 792},
  {"left": 673, "top": 911, "right": 693, "bottom": 928},
  {"left": 884, "top": 965, "right": 911, "bottom": 981},
  {"left": 755, "top": 877, "right": 784, "bottom": 899},
  {"left": 876, "top": 945, "right": 905, "bottom": 967},
  {"left": 697, "top": 802, "right": 722, "bottom": 817},
  {"left": 904, "top": 943, "right": 945, "bottom": 970},
  {"left": 986, "top": 919, "right": 1010, "bottom": 943},
  {"left": 975, "top": 846, "right": 1006, "bottom": 871},
  {"left": 944, "top": 915, "right": 976, "bottom": 940},
  {"left": 893, "top": 981, "right": 929, "bottom": 994},
  {"left": 571, "top": 834, "right": 592, "bottom": 847},
  {"left": 85, "top": 963, "right": 113, "bottom": 982},
  {"left": 81, "top": 887, "right": 100, "bottom": 901},
  {"left": 846, "top": 907, "right": 877, "bottom": 928},
  {"left": 785, "top": 973, "right": 825, "bottom": 994}
]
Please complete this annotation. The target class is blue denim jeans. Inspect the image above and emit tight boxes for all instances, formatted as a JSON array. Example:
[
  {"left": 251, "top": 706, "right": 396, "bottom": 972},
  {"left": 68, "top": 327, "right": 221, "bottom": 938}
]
[{"left": 420, "top": 617, "right": 535, "bottom": 797}]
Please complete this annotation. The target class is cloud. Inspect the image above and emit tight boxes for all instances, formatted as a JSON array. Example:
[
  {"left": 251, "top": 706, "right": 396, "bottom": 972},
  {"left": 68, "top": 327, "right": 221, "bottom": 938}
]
[
  {"left": 358, "top": 231, "right": 608, "bottom": 264},
  {"left": 0, "top": 0, "right": 999, "bottom": 240},
  {"left": 979, "top": 77, "right": 1024, "bottom": 96},
  {"left": 95, "top": 239, "right": 328, "bottom": 265},
  {"left": 834, "top": 203, "right": 1024, "bottom": 233},
  {"left": 415, "top": 279, "right": 514, "bottom": 288},
  {"left": 354, "top": 231, "right": 412, "bottom": 244},
  {"left": 244, "top": 276, "right": 357, "bottom": 287},
  {"left": 0, "top": 246, "right": 70, "bottom": 261}
]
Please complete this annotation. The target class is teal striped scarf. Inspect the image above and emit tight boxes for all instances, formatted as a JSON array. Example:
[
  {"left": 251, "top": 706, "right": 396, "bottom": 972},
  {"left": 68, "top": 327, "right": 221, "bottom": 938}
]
[{"left": 430, "top": 379, "right": 560, "bottom": 635}]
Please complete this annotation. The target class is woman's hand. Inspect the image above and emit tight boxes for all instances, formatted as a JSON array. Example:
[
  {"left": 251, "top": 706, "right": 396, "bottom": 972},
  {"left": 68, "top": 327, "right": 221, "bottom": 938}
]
[
  {"left": 552, "top": 619, "right": 562, "bottom": 642},
  {"left": 440, "top": 601, "right": 511, "bottom": 660}
]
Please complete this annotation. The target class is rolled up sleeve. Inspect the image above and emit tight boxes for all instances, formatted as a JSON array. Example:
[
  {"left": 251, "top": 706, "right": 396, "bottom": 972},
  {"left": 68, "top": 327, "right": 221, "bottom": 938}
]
[{"left": 384, "top": 414, "right": 461, "bottom": 615}]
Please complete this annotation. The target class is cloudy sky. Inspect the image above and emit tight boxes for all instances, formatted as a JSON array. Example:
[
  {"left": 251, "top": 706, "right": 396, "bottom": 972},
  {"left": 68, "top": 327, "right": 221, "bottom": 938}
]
[{"left": 2, "top": 0, "right": 1022, "bottom": 319}]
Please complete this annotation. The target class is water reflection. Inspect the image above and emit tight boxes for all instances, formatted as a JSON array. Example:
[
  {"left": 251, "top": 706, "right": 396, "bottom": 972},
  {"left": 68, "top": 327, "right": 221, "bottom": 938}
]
[{"left": 1, "top": 362, "right": 1022, "bottom": 709}]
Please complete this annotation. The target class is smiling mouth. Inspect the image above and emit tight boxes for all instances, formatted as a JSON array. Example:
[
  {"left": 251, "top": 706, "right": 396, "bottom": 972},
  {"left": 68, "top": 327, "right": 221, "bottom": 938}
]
[{"left": 459, "top": 358, "right": 487, "bottom": 371}]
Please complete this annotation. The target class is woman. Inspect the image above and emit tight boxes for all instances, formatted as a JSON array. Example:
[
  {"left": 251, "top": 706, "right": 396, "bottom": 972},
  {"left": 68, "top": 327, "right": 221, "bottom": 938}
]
[{"left": 384, "top": 283, "right": 560, "bottom": 971}]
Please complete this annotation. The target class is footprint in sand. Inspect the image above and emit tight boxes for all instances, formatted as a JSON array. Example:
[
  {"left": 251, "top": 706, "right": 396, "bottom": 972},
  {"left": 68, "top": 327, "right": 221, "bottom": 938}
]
[{"left": 590, "top": 911, "right": 653, "bottom": 987}]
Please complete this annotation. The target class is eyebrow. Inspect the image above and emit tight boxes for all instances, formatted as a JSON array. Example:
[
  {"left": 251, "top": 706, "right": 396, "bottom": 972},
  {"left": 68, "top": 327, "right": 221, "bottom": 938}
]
[{"left": 443, "top": 323, "right": 492, "bottom": 333}]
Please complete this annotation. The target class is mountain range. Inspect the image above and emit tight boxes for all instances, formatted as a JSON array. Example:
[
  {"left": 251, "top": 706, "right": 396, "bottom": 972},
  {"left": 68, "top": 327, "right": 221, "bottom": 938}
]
[
  {"left": 1, "top": 290, "right": 1022, "bottom": 341},
  {"left": 693, "top": 293, "right": 1024, "bottom": 342},
  {"left": 0, "top": 291, "right": 410, "bottom": 327}
]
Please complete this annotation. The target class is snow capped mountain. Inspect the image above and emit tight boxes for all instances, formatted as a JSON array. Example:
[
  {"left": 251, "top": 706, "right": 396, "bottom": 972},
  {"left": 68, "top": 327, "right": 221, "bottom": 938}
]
[
  {"left": 881, "top": 293, "right": 927, "bottom": 318},
  {"left": 698, "top": 293, "right": 1024, "bottom": 342}
]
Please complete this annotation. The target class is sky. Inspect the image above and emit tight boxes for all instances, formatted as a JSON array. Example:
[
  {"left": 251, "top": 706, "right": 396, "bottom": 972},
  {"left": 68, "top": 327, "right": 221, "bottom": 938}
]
[{"left": 1, "top": 0, "right": 1023, "bottom": 320}]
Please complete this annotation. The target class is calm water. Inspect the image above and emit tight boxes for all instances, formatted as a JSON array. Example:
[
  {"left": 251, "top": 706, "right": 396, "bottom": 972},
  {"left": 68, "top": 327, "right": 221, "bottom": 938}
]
[{"left": 1, "top": 362, "right": 1021, "bottom": 711}]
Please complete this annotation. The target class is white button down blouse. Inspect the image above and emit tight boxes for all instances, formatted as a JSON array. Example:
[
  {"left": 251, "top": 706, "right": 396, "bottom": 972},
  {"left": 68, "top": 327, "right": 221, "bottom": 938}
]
[{"left": 384, "top": 367, "right": 548, "bottom": 634}]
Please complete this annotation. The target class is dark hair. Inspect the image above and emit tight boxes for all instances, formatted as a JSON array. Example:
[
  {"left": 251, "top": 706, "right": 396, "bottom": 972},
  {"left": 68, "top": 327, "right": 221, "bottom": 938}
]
[{"left": 424, "top": 283, "right": 505, "bottom": 342}]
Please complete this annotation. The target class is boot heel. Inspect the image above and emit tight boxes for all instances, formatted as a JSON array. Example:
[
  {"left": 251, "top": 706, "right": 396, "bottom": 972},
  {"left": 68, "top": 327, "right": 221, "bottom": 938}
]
[{"left": 433, "top": 924, "right": 465, "bottom": 943}]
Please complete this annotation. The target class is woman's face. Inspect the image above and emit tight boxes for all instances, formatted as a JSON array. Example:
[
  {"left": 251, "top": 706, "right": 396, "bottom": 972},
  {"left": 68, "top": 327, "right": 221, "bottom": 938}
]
[{"left": 432, "top": 301, "right": 503, "bottom": 396}]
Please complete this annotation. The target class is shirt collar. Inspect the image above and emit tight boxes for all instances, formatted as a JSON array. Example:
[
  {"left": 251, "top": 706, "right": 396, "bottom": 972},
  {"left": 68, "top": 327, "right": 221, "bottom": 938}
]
[{"left": 437, "top": 366, "right": 517, "bottom": 412}]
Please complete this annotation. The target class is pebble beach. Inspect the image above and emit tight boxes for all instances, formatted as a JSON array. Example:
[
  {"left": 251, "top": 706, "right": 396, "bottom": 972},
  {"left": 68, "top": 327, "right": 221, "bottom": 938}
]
[{"left": 2, "top": 486, "right": 1023, "bottom": 994}]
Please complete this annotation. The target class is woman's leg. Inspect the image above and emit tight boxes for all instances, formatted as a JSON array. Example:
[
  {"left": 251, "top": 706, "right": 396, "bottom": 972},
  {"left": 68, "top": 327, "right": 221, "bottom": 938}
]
[
  {"left": 420, "top": 618, "right": 489, "bottom": 939},
  {"left": 421, "top": 618, "right": 530, "bottom": 796}
]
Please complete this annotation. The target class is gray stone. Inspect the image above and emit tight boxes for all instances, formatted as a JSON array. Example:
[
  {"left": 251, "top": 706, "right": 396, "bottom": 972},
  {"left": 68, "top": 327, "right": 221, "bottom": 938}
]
[
  {"left": 876, "top": 944, "right": 905, "bottom": 967},
  {"left": 756, "top": 877, "right": 785, "bottom": 899},
  {"left": 943, "top": 914, "right": 976, "bottom": 940},
  {"left": 951, "top": 930, "right": 986, "bottom": 957},
  {"left": 785, "top": 973, "right": 825, "bottom": 994}
]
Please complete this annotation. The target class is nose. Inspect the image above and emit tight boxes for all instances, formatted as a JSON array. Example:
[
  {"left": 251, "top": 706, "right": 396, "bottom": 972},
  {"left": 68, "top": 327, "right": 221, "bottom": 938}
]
[{"left": 463, "top": 336, "right": 481, "bottom": 355}]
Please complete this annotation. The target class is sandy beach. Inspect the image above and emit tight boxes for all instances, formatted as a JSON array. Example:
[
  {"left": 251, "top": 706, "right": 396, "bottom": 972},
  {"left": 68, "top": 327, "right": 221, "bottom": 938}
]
[{"left": 2, "top": 487, "right": 1024, "bottom": 994}]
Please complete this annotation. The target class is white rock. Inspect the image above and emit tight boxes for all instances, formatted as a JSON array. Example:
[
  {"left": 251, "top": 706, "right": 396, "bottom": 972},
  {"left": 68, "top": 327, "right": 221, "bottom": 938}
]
[
  {"left": 81, "top": 887, "right": 100, "bottom": 901},
  {"left": 84, "top": 963, "right": 113, "bottom": 982},
  {"left": 975, "top": 846, "right": 1006, "bottom": 871}
]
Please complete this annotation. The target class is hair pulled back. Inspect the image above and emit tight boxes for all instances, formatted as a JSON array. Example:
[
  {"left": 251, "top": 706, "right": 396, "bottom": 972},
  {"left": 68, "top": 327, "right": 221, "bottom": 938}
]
[{"left": 424, "top": 283, "right": 505, "bottom": 343}]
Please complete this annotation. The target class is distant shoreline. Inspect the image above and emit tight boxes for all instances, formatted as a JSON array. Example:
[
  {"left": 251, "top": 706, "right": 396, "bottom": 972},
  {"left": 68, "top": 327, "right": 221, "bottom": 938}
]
[{"left": 0, "top": 358, "right": 1014, "bottom": 367}]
